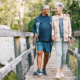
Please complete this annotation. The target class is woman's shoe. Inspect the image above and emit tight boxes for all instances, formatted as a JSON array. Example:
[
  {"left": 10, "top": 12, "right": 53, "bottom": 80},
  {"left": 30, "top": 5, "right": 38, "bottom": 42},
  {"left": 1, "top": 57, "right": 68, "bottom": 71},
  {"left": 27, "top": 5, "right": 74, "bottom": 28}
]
[
  {"left": 55, "top": 72, "right": 61, "bottom": 79},
  {"left": 60, "top": 71, "right": 64, "bottom": 78}
]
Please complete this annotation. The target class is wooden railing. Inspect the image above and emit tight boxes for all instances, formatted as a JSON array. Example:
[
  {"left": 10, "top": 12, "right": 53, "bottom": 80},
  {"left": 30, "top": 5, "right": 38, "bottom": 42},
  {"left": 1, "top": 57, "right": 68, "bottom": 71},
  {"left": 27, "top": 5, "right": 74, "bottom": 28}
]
[
  {"left": 0, "top": 29, "right": 36, "bottom": 80},
  {"left": 66, "top": 31, "right": 80, "bottom": 80}
]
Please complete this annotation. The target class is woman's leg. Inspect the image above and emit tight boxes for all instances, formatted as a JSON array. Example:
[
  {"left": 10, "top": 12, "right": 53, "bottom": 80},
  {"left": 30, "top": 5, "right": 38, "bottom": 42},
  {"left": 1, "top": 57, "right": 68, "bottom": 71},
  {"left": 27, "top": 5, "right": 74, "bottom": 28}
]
[
  {"left": 54, "top": 41, "right": 62, "bottom": 69},
  {"left": 54, "top": 39, "right": 63, "bottom": 78},
  {"left": 60, "top": 40, "right": 68, "bottom": 77},
  {"left": 61, "top": 41, "right": 68, "bottom": 68}
]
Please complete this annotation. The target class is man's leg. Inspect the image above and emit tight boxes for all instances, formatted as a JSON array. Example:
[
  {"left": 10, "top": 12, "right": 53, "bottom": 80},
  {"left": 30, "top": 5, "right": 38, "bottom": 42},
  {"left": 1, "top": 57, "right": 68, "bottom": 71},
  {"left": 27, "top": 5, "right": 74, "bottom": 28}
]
[
  {"left": 42, "top": 42, "right": 51, "bottom": 75},
  {"left": 34, "top": 42, "right": 43, "bottom": 75},
  {"left": 43, "top": 52, "right": 49, "bottom": 68},
  {"left": 37, "top": 51, "right": 43, "bottom": 70}
]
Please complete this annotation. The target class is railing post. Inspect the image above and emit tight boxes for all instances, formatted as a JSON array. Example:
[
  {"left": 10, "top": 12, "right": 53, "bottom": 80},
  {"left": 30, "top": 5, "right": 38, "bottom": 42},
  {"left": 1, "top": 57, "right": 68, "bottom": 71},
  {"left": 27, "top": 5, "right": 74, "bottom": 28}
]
[
  {"left": 33, "top": 37, "right": 36, "bottom": 59},
  {"left": 66, "top": 46, "right": 70, "bottom": 67},
  {"left": 77, "top": 38, "right": 80, "bottom": 80},
  {"left": 26, "top": 37, "right": 33, "bottom": 68},
  {"left": 14, "top": 37, "right": 24, "bottom": 80}
]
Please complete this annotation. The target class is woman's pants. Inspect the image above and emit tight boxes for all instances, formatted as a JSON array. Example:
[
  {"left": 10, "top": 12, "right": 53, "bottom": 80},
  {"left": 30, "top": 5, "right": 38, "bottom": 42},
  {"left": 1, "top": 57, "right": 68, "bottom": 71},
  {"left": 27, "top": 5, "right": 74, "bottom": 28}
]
[{"left": 54, "top": 38, "right": 68, "bottom": 69}]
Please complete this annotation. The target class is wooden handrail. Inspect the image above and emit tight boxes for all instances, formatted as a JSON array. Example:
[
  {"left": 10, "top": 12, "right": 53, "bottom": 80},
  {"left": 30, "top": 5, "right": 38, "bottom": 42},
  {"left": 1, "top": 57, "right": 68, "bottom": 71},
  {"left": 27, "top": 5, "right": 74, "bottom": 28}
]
[
  {"left": 0, "top": 29, "right": 36, "bottom": 80},
  {"left": 0, "top": 29, "right": 33, "bottom": 37},
  {"left": 68, "top": 49, "right": 80, "bottom": 61},
  {"left": 0, "top": 46, "right": 35, "bottom": 80},
  {"left": 66, "top": 31, "right": 80, "bottom": 80}
]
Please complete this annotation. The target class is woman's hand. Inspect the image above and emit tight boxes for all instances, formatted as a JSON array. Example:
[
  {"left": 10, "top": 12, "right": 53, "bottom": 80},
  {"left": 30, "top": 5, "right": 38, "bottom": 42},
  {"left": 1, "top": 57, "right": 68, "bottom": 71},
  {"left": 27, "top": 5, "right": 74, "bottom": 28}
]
[
  {"left": 52, "top": 36, "right": 55, "bottom": 40},
  {"left": 66, "top": 14, "right": 70, "bottom": 17},
  {"left": 68, "top": 38, "right": 71, "bottom": 45},
  {"left": 34, "top": 33, "right": 38, "bottom": 38}
]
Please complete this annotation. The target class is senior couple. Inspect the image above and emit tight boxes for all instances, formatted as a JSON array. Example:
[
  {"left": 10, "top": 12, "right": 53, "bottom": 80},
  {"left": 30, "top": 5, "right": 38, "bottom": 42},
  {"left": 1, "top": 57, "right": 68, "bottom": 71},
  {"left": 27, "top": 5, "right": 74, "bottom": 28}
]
[{"left": 32, "top": 2, "right": 72, "bottom": 79}]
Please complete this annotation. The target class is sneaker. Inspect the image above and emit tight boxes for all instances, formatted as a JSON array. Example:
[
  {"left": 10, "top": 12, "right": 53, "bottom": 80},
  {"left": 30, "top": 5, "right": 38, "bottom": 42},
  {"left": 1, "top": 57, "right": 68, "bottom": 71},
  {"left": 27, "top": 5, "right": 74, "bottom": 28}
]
[
  {"left": 60, "top": 71, "right": 64, "bottom": 78},
  {"left": 42, "top": 68, "right": 47, "bottom": 75},
  {"left": 33, "top": 69, "right": 42, "bottom": 75},
  {"left": 55, "top": 72, "right": 61, "bottom": 79}
]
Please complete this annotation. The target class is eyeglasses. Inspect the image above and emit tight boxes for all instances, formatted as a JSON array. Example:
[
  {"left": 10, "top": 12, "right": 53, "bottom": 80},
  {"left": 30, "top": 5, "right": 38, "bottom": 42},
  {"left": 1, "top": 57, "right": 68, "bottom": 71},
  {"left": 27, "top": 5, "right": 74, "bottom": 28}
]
[{"left": 43, "top": 9, "right": 50, "bottom": 10}]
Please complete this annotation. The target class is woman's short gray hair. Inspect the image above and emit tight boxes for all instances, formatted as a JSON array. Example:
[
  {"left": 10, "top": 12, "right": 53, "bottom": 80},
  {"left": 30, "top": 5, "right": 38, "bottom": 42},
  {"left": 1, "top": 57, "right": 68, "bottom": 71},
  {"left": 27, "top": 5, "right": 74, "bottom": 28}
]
[
  {"left": 42, "top": 5, "right": 49, "bottom": 10},
  {"left": 55, "top": 2, "right": 65, "bottom": 10}
]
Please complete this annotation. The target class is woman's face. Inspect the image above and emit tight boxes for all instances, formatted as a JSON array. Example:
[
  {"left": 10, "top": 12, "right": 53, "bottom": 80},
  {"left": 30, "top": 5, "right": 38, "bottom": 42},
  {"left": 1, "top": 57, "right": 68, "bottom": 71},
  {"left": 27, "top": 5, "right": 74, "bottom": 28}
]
[{"left": 55, "top": 5, "right": 62, "bottom": 15}]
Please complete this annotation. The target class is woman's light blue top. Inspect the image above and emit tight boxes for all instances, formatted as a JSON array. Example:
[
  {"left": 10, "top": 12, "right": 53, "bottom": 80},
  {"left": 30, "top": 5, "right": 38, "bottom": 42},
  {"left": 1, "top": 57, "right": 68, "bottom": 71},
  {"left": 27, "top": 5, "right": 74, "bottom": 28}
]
[{"left": 59, "top": 18, "right": 64, "bottom": 38}]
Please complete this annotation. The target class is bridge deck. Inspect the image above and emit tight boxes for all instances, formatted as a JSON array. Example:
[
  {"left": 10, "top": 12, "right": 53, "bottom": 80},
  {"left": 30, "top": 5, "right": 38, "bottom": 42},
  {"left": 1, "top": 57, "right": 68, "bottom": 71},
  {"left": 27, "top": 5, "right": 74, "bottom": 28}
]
[{"left": 25, "top": 47, "right": 77, "bottom": 80}]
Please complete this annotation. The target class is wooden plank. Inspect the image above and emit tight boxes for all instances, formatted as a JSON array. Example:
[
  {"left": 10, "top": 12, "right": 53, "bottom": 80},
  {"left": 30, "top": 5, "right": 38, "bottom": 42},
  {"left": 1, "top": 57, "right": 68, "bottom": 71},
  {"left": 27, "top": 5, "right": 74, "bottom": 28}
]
[
  {"left": 26, "top": 37, "right": 33, "bottom": 68},
  {"left": 66, "top": 51, "right": 70, "bottom": 67},
  {"left": 77, "top": 38, "right": 80, "bottom": 80},
  {"left": 14, "top": 37, "right": 24, "bottom": 80},
  {"left": 0, "top": 29, "right": 33, "bottom": 37},
  {"left": 68, "top": 49, "right": 80, "bottom": 61},
  {"left": 0, "top": 64, "right": 11, "bottom": 79},
  {"left": 74, "top": 31, "right": 80, "bottom": 37},
  {"left": 0, "top": 46, "right": 35, "bottom": 80},
  {"left": 25, "top": 47, "right": 77, "bottom": 80},
  {"left": 66, "top": 46, "right": 70, "bottom": 67},
  {"left": 33, "top": 38, "right": 36, "bottom": 59}
]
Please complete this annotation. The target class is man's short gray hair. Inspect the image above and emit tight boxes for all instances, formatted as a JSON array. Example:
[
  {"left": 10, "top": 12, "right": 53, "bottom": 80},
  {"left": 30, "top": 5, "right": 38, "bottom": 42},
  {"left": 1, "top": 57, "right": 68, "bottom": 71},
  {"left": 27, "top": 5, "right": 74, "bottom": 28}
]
[
  {"left": 42, "top": 5, "right": 49, "bottom": 10},
  {"left": 55, "top": 2, "right": 65, "bottom": 10}
]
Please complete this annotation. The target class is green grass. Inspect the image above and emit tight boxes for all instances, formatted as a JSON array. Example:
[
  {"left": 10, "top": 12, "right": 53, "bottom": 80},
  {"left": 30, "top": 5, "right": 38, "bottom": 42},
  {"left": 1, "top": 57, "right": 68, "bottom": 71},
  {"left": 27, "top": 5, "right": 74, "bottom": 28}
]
[{"left": 2, "top": 71, "right": 17, "bottom": 80}]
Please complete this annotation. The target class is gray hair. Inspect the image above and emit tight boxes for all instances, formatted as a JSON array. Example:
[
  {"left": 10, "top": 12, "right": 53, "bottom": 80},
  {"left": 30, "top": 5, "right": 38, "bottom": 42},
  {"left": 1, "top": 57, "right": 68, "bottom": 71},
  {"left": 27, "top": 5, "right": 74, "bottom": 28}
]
[
  {"left": 55, "top": 2, "right": 65, "bottom": 10},
  {"left": 42, "top": 5, "right": 49, "bottom": 10}
]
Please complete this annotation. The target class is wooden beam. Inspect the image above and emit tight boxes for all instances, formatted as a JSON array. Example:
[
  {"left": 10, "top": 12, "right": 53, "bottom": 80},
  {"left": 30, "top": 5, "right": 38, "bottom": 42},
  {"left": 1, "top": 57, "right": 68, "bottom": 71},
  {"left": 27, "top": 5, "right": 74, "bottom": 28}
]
[
  {"left": 26, "top": 37, "right": 33, "bottom": 68},
  {"left": 74, "top": 31, "right": 80, "bottom": 37},
  {"left": 0, "top": 29, "right": 33, "bottom": 37},
  {"left": 33, "top": 38, "right": 36, "bottom": 59},
  {"left": 77, "top": 38, "right": 80, "bottom": 80},
  {"left": 0, "top": 46, "right": 35, "bottom": 80},
  {"left": 68, "top": 49, "right": 80, "bottom": 61},
  {"left": 14, "top": 37, "right": 24, "bottom": 80}
]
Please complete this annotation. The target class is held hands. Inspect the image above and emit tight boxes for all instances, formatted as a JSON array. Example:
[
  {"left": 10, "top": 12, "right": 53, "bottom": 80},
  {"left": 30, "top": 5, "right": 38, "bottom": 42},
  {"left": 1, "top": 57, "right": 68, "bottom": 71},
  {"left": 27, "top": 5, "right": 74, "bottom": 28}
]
[
  {"left": 34, "top": 33, "right": 38, "bottom": 38},
  {"left": 52, "top": 36, "right": 55, "bottom": 41},
  {"left": 68, "top": 38, "right": 71, "bottom": 45}
]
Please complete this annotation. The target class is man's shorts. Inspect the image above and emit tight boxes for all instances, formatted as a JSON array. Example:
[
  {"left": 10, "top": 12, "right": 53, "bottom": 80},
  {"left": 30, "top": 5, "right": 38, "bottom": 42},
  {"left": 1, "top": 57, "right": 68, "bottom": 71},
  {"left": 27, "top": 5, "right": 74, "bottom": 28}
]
[{"left": 37, "top": 41, "right": 51, "bottom": 53}]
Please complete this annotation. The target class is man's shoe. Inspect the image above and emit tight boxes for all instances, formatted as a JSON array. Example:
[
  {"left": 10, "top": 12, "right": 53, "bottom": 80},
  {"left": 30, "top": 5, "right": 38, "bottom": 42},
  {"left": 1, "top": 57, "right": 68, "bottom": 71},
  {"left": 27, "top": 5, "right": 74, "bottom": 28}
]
[
  {"left": 42, "top": 68, "right": 47, "bottom": 75},
  {"left": 33, "top": 69, "right": 42, "bottom": 75},
  {"left": 55, "top": 72, "right": 61, "bottom": 79}
]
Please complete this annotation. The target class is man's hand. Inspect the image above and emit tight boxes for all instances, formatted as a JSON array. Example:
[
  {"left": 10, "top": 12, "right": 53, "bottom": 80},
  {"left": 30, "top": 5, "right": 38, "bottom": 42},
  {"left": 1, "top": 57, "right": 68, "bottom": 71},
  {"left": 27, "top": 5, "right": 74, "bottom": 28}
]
[
  {"left": 68, "top": 38, "right": 71, "bottom": 45},
  {"left": 52, "top": 36, "right": 55, "bottom": 41},
  {"left": 34, "top": 33, "right": 38, "bottom": 38},
  {"left": 66, "top": 14, "right": 70, "bottom": 17}
]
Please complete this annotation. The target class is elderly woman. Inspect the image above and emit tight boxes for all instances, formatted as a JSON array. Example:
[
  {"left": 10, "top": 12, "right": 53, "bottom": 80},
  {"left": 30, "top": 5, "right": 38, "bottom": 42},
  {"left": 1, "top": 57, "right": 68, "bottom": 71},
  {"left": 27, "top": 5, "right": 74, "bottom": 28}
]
[{"left": 52, "top": 2, "right": 72, "bottom": 79}]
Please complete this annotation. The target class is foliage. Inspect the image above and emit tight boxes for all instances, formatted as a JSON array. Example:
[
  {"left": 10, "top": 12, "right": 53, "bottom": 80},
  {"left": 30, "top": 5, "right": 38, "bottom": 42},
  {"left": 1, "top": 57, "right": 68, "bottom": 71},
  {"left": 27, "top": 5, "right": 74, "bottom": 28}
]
[
  {"left": 70, "top": 55, "right": 77, "bottom": 76},
  {"left": 0, "top": 0, "right": 80, "bottom": 31},
  {"left": 2, "top": 71, "right": 17, "bottom": 80},
  {"left": 65, "top": 0, "right": 80, "bottom": 31},
  {"left": 0, "top": 0, "right": 19, "bottom": 27},
  {"left": 22, "top": 0, "right": 43, "bottom": 32}
]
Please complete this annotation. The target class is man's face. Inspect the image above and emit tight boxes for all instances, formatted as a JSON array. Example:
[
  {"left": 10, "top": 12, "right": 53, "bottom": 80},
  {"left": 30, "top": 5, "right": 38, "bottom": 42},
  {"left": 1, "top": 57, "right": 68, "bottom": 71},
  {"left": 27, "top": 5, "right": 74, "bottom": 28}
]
[{"left": 42, "top": 6, "right": 50, "bottom": 15}]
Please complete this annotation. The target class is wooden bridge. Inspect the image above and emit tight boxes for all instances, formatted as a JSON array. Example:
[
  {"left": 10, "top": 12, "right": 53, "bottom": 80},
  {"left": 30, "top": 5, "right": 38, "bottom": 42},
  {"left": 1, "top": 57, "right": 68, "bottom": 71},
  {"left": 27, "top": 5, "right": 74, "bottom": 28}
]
[{"left": 0, "top": 29, "right": 80, "bottom": 80}]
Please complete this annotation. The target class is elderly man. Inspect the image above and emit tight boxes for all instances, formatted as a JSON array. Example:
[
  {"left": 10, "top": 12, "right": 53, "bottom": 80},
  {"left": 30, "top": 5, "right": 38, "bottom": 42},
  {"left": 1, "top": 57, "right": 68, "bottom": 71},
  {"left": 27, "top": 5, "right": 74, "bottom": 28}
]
[{"left": 32, "top": 5, "right": 52, "bottom": 75}]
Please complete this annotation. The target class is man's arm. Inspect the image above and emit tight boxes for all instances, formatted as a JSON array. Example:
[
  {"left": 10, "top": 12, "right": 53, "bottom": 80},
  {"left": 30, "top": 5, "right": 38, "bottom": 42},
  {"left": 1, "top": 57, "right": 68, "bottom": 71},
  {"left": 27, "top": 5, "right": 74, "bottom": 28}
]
[{"left": 32, "top": 19, "right": 38, "bottom": 39}]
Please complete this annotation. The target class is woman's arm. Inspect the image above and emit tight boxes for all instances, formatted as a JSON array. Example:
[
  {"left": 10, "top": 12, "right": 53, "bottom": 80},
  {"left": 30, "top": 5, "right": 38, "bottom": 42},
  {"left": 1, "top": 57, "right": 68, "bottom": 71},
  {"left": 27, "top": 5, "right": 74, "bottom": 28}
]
[
  {"left": 52, "top": 16, "right": 55, "bottom": 40},
  {"left": 68, "top": 17, "right": 72, "bottom": 45},
  {"left": 68, "top": 17, "right": 72, "bottom": 38}
]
